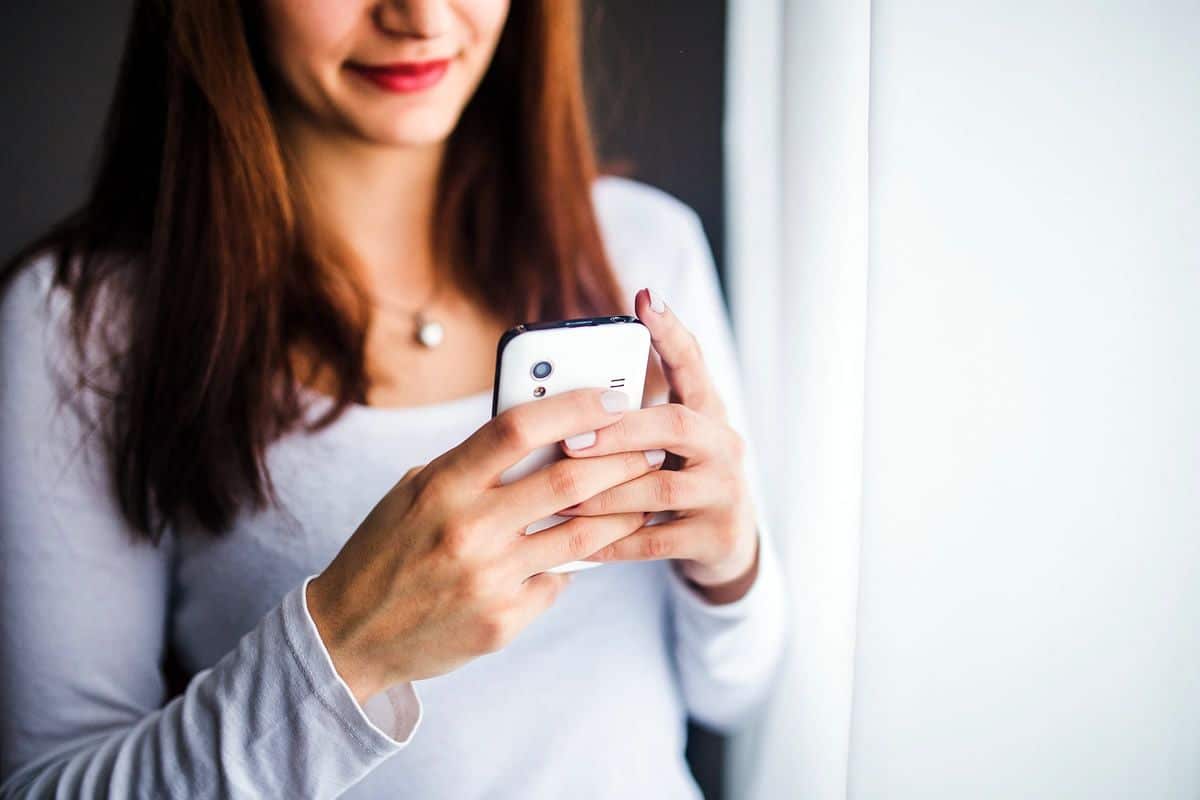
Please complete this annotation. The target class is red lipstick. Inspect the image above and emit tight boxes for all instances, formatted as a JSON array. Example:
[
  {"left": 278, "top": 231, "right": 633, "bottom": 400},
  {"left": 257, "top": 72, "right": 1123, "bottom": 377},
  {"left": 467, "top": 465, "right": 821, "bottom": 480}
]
[{"left": 347, "top": 58, "right": 451, "bottom": 93}]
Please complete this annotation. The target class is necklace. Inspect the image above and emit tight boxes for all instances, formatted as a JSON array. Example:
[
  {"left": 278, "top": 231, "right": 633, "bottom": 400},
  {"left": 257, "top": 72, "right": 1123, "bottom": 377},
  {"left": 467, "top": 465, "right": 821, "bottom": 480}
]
[{"left": 373, "top": 273, "right": 445, "bottom": 349}]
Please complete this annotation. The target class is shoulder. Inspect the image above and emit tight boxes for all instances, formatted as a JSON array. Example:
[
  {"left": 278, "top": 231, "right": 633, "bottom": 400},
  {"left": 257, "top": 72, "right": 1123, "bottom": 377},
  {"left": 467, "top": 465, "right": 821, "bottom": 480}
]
[
  {"left": 2, "top": 247, "right": 131, "bottom": 342},
  {"left": 592, "top": 174, "right": 704, "bottom": 239},
  {"left": 591, "top": 175, "right": 715, "bottom": 311},
  {"left": 1, "top": 250, "right": 68, "bottom": 359},
  {"left": 2, "top": 248, "right": 58, "bottom": 307},
  {"left": 1, "top": 248, "right": 126, "bottom": 410},
  {"left": 0, "top": 250, "right": 90, "bottom": 472},
  {"left": 1, "top": 250, "right": 84, "bottom": 417}
]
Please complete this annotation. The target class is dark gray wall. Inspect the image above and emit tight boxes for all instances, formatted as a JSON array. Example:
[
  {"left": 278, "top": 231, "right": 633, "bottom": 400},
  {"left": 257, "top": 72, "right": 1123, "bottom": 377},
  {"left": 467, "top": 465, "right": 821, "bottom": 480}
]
[
  {"left": 0, "top": 0, "right": 134, "bottom": 259},
  {"left": 0, "top": 3, "right": 728, "bottom": 798},
  {"left": 582, "top": 0, "right": 727, "bottom": 279}
]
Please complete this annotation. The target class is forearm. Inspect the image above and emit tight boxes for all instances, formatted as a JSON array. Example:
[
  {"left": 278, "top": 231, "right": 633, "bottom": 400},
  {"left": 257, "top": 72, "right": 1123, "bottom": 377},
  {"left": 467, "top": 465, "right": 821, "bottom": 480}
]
[
  {"left": 2, "top": 581, "right": 420, "bottom": 799},
  {"left": 666, "top": 526, "right": 789, "bottom": 733}
]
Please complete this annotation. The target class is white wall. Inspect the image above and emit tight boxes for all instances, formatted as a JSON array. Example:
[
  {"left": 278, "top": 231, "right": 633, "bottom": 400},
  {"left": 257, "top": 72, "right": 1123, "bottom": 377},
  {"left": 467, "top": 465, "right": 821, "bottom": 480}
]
[{"left": 849, "top": 2, "right": 1200, "bottom": 798}]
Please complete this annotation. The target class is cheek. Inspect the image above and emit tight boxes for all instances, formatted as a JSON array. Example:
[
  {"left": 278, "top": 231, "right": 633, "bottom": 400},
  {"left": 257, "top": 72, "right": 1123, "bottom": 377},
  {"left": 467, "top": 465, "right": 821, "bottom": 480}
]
[
  {"left": 457, "top": 0, "right": 510, "bottom": 59},
  {"left": 259, "top": 0, "right": 363, "bottom": 86}
]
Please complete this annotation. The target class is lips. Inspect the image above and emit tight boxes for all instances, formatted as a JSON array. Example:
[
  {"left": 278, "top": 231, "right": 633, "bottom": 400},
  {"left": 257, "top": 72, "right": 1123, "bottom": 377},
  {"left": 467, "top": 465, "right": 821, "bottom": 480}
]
[{"left": 347, "top": 58, "right": 451, "bottom": 93}]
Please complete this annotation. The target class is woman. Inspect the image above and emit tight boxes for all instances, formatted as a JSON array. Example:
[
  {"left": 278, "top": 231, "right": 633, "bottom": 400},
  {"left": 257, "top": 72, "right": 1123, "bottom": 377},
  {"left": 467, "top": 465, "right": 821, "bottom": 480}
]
[{"left": 0, "top": 1, "right": 787, "bottom": 797}]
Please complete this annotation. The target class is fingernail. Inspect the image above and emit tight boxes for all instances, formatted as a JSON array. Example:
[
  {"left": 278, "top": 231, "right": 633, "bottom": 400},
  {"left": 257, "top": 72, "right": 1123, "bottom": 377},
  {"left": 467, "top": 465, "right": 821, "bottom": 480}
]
[
  {"left": 600, "top": 389, "right": 629, "bottom": 413},
  {"left": 645, "top": 287, "right": 666, "bottom": 314},
  {"left": 645, "top": 448, "right": 666, "bottom": 467},
  {"left": 564, "top": 430, "right": 596, "bottom": 450}
]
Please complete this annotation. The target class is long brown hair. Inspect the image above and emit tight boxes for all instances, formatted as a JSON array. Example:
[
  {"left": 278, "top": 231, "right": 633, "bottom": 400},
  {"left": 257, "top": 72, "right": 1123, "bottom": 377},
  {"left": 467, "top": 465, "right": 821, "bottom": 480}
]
[{"left": 1, "top": 0, "right": 627, "bottom": 542}]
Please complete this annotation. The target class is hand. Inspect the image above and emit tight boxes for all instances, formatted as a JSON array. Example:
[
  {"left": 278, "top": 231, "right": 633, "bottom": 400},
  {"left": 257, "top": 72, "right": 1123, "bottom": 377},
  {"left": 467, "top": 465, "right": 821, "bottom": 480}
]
[
  {"left": 557, "top": 287, "right": 761, "bottom": 595},
  {"left": 306, "top": 387, "right": 666, "bottom": 704}
]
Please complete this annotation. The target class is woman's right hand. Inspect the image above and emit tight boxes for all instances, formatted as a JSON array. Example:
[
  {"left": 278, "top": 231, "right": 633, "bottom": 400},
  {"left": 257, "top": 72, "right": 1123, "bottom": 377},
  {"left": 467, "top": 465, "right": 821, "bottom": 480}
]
[{"left": 305, "top": 388, "right": 660, "bottom": 704}]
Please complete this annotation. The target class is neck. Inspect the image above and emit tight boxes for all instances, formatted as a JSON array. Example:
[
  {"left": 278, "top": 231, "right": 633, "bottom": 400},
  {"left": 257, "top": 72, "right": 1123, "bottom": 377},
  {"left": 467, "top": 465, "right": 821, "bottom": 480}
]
[{"left": 279, "top": 109, "right": 446, "bottom": 304}]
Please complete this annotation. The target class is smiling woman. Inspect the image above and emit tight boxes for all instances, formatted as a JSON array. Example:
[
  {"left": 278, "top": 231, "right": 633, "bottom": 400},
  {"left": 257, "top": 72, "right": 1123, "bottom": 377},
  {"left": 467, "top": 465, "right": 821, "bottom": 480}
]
[{"left": 0, "top": 2, "right": 788, "bottom": 798}]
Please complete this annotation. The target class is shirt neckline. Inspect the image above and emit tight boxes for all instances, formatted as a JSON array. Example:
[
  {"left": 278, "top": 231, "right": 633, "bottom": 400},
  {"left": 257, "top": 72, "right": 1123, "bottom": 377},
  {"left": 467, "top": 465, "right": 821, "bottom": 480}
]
[{"left": 296, "top": 382, "right": 493, "bottom": 425}]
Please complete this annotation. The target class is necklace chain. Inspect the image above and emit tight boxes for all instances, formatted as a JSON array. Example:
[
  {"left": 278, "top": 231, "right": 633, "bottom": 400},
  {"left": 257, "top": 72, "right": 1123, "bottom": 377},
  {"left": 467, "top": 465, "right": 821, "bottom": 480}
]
[
  {"left": 371, "top": 270, "right": 441, "bottom": 316},
  {"left": 370, "top": 272, "right": 446, "bottom": 349}
]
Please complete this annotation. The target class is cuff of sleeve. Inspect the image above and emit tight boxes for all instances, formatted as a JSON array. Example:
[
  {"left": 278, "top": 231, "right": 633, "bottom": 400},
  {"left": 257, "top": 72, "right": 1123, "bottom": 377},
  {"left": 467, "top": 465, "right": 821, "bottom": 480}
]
[
  {"left": 665, "top": 524, "right": 790, "bottom": 732},
  {"left": 282, "top": 576, "right": 424, "bottom": 751},
  {"left": 664, "top": 531, "right": 773, "bottom": 620}
]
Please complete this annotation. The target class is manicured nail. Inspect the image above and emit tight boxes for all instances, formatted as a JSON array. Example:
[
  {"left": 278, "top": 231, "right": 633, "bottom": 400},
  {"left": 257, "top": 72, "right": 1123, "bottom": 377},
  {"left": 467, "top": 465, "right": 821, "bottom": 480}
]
[
  {"left": 600, "top": 389, "right": 629, "bottom": 413},
  {"left": 645, "top": 287, "right": 666, "bottom": 314},
  {"left": 645, "top": 449, "right": 666, "bottom": 467},
  {"left": 564, "top": 431, "right": 596, "bottom": 450}
]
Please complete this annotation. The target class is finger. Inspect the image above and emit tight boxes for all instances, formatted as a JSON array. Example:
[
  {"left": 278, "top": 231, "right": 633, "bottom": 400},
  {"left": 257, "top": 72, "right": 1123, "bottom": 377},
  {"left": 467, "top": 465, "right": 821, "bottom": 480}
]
[
  {"left": 557, "top": 467, "right": 717, "bottom": 518},
  {"left": 438, "top": 387, "right": 631, "bottom": 485},
  {"left": 558, "top": 402, "right": 733, "bottom": 462},
  {"left": 512, "top": 571, "right": 573, "bottom": 624},
  {"left": 491, "top": 448, "right": 666, "bottom": 532},
  {"left": 514, "top": 511, "right": 648, "bottom": 576},
  {"left": 581, "top": 517, "right": 702, "bottom": 564},
  {"left": 635, "top": 287, "right": 725, "bottom": 418}
]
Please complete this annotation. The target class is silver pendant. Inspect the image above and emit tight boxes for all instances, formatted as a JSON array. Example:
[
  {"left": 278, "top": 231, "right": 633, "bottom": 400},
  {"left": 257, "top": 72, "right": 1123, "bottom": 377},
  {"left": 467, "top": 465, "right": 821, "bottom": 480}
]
[{"left": 415, "top": 313, "right": 444, "bottom": 348}]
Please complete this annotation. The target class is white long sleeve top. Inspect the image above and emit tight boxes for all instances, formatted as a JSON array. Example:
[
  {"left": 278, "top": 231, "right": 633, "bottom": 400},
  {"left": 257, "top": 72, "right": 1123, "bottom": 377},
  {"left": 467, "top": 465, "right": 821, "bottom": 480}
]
[{"left": 0, "top": 176, "right": 789, "bottom": 799}]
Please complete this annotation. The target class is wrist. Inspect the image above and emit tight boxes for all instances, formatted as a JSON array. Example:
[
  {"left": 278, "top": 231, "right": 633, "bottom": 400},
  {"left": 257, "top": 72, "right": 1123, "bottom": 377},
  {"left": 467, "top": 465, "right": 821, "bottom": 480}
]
[
  {"left": 305, "top": 576, "right": 384, "bottom": 706},
  {"left": 677, "top": 532, "right": 761, "bottom": 605}
]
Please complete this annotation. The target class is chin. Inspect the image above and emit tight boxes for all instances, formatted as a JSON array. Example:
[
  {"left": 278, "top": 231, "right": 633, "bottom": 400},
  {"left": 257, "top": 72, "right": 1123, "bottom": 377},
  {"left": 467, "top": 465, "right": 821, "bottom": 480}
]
[{"left": 356, "top": 111, "right": 460, "bottom": 149}]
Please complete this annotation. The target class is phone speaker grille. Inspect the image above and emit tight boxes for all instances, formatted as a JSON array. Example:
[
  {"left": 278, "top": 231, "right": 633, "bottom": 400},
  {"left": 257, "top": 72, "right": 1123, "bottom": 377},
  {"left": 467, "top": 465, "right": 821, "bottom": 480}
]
[{"left": 609, "top": 378, "right": 626, "bottom": 388}]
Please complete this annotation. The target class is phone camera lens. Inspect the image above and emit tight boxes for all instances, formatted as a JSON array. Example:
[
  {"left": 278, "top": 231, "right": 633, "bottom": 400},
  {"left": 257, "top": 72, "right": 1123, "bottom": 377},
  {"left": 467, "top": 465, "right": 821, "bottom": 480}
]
[{"left": 531, "top": 360, "right": 553, "bottom": 380}]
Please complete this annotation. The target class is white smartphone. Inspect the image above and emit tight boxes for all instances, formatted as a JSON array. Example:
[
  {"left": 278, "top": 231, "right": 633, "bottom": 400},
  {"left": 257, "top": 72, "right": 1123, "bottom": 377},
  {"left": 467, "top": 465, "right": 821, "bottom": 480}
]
[{"left": 491, "top": 314, "right": 651, "bottom": 574}]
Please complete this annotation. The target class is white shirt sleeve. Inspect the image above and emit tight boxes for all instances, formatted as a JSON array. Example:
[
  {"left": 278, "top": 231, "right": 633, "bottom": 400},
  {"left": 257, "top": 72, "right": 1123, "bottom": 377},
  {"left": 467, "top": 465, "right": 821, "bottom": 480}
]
[
  {"left": 656, "top": 207, "right": 792, "bottom": 734},
  {"left": 0, "top": 256, "right": 422, "bottom": 799}
]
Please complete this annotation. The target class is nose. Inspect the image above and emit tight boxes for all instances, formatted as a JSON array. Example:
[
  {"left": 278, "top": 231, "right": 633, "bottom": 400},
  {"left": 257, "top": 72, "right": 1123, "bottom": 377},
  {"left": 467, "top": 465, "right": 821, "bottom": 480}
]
[{"left": 376, "top": 0, "right": 452, "bottom": 39}]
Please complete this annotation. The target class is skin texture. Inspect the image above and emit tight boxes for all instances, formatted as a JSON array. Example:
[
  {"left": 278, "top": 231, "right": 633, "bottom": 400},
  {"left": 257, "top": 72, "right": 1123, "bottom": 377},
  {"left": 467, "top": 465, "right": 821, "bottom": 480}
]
[
  {"left": 259, "top": 1, "right": 762, "bottom": 703},
  {"left": 259, "top": 0, "right": 509, "bottom": 147}
]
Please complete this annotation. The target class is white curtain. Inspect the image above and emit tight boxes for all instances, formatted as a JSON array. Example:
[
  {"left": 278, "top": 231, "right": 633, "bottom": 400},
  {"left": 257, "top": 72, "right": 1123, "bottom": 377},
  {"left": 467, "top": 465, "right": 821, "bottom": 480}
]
[
  {"left": 723, "top": 2, "right": 872, "bottom": 798},
  {"left": 724, "top": 1, "right": 1200, "bottom": 798}
]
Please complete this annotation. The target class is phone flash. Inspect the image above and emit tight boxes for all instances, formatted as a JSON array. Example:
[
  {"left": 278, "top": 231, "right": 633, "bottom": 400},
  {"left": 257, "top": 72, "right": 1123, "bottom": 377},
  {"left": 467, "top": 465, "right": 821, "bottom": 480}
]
[{"left": 533, "top": 386, "right": 546, "bottom": 397}]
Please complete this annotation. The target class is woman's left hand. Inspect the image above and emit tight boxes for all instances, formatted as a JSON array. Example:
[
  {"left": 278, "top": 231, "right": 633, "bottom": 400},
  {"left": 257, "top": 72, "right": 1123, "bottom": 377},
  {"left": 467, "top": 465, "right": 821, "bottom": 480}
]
[{"left": 556, "top": 287, "right": 761, "bottom": 596}]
